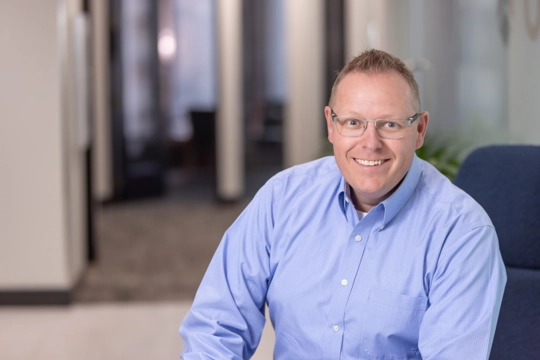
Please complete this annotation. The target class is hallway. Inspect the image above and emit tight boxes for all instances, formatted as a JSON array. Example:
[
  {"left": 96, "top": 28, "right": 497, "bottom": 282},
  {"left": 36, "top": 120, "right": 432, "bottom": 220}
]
[{"left": 74, "top": 182, "right": 250, "bottom": 302}]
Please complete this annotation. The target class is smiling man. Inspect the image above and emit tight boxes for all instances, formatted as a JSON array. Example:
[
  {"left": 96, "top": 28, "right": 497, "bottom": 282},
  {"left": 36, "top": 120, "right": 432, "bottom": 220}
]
[
  {"left": 325, "top": 66, "right": 427, "bottom": 212},
  {"left": 180, "top": 49, "right": 506, "bottom": 359}
]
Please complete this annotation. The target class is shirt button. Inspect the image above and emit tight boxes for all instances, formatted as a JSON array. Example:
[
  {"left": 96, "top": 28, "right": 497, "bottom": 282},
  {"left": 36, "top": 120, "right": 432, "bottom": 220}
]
[
  {"left": 332, "top": 325, "right": 340, "bottom": 332},
  {"left": 341, "top": 279, "right": 348, "bottom": 286},
  {"left": 380, "top": 225, "right": 385, "bottom": 230},
  {"left": 355, "top": 235, "right": 362, "bottom": 242},
  {"left": 345, "top": 198, "right": 349, "bottom": 203}
]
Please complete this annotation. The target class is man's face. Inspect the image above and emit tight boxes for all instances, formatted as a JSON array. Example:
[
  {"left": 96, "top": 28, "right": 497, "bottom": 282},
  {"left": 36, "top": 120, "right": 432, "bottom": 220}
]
[{"left": 325, "top": 70, "right": 429, "bottom": 212}]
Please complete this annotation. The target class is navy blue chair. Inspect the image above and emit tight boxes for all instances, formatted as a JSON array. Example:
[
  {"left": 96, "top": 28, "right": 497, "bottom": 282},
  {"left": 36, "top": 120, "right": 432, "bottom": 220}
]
[{"left": 454, "top": 145, "right": 540, "bottom": 360}]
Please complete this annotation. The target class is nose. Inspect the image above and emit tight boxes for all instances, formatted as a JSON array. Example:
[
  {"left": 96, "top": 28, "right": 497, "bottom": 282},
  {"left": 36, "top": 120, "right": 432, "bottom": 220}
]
[{"left": 361, "top": 121, "right": 383, "bottom": 150}]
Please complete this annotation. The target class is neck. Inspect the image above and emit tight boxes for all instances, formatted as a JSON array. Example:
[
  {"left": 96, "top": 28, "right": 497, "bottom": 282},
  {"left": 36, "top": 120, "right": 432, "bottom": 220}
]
[
  {"left": 349, "top": 174, "right": 408, "bottom": 212},
  {"left": 350, "top": 191, "right": 376, "bottom": 212}
]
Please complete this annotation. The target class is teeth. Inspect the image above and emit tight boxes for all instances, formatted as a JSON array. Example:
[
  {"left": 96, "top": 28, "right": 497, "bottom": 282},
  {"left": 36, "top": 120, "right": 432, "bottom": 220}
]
[{"left": 356, "top": 159, "right": 385, "bottom": 166}]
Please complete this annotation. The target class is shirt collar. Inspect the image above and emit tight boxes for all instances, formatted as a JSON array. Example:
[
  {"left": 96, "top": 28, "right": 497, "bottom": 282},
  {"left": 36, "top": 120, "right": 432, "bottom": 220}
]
[
  {"left": 338, "top": 154, "right": 422, "bottom": 226},
  {"left": 338, "top": 177, "right": 349, "bottom": 216},
  {"left": 379, "top": 154, "right": 422, "bottom": 227}
]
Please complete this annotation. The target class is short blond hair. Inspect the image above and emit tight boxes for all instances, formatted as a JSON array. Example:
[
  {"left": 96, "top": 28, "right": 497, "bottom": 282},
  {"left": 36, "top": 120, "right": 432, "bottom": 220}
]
[{"left": 329, "top": 49, "right": 420, "bottom": 111}]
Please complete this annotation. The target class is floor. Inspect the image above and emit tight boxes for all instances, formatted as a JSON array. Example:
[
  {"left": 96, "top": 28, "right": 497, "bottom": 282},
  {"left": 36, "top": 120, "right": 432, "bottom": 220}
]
[
  {"left": 1, "top": 167, "right": 279, "bottom": 359},
  {"left": 0, "top": 301, "right": 275, "bottom": 360},
  {"left": 74, "top": 187, "right": 251, "bottom": 302}
]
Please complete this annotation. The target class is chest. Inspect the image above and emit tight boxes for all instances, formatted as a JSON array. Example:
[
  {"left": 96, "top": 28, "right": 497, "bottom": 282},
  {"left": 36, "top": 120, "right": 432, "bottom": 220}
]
[
  {"left": 266, "top": 205, "right": 433, "bottom": 359},
  {"left": 267, "top": 204, "right": 433, "bottom": 304}
]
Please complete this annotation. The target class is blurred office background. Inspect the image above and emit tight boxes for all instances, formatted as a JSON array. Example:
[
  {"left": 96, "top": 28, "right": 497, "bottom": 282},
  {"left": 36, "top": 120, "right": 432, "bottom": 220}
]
[{"left": 1, "top": 0, "right": 539, "bottom": 359}]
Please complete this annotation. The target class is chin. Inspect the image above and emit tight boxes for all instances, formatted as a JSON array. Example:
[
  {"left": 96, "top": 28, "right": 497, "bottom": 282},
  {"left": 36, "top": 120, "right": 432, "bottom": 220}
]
[
  {"left": 354, "top": 185, "right": 386, "bottom": 199},
  {"left": 354, "top": 179, "right": 397, "bottom": 200}
]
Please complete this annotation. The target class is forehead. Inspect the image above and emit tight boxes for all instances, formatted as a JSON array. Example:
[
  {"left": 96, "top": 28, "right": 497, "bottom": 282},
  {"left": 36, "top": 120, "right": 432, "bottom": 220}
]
[{"left": 334, "top": 70, "right": 415, "bottom": 114}]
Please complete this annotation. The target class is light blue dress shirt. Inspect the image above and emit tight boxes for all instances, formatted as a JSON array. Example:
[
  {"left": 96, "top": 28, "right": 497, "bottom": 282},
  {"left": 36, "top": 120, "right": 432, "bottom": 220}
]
[{"left": 180, "top": 155, "right": 507, "bottom": 360}]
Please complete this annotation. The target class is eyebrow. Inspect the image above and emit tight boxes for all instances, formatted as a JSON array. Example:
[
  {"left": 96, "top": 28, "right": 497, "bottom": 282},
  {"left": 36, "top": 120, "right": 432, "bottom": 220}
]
[{"left": 332, "top": 109, "right": 411, "bottom": 119}]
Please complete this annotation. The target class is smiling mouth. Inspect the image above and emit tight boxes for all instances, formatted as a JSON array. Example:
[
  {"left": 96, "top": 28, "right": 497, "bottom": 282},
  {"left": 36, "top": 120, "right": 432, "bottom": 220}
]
[{"left": 355, "top": 159, "right": 387, "bottom": 166}]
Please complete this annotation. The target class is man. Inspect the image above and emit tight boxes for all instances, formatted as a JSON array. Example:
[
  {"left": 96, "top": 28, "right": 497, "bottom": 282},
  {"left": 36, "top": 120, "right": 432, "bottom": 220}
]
[{"left": 180, "top": 49, "right": 506, "bottom": 359}]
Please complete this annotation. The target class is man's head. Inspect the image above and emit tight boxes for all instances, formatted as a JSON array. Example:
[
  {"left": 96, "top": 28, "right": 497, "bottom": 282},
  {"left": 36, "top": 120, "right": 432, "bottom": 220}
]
[
  {"left": 325, "top": 49, "right": 429, "bottom": 212},
  {"left": 328, "top": 49, "right": 421, "bottom": 111}
]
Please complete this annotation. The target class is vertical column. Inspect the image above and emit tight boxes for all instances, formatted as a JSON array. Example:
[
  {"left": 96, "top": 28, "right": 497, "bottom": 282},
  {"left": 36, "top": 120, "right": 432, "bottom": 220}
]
[
  {"left": 216, "top": 0, "right": 244, "bottom": 200},
  {"left": 63, "top": 0, "right": 88, "bottom": 287},
  {"left": 90, "top": 0, "right": 112, "bottom": 201},
  {"left": 284, "top": 0, "right": 325, "bottom": 167},
  {"left": 344, "top": 0, "right": 370, "bottom": 60}
]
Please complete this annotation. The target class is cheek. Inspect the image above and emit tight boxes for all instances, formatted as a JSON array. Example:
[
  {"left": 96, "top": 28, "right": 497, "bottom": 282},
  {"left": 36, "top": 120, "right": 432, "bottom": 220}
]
[
  {"left": 390, "top": 142, "right": 416, "bottom": 165},
  {"left": 333, "top": 140, "right": 356, "bottom": 157},
  {"left": 398, "top": 144, "right": 417, "bottom": 168}
]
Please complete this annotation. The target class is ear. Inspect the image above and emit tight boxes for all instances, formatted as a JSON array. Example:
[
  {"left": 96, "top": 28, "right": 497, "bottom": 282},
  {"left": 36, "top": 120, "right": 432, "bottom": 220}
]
[
  {"left": 415, "top": 111, "right": 429, "bottom": 149},
  {"left": 325, "top": 106, "right": 335, "bottom": 144}
]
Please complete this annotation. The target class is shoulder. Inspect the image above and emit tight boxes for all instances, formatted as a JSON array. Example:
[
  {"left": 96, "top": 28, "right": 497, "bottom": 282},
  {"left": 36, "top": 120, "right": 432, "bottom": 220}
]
[
  {"left": 414, "top": 158, "right": 494, "bottom": 237},
  {"left": 266, "top": 156, "right": 342, "bottom": 194},
  {"left": 274, "top": 156, "right": 340, "bottom": 180},
  {"left": 244, "top": 156, "right": 342, "bottom": 227},
  {"left": 249, "top": 156, "right": 342, "bottom": 216}
]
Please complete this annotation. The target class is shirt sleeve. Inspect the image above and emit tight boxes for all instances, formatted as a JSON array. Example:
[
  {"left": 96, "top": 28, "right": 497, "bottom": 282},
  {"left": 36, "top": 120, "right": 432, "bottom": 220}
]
[
  {"left": 179, "top": 180, "right": 279, "bottom": 360},
  {"left": 418, "top": 225, "right": 507, "bottom": 359}
]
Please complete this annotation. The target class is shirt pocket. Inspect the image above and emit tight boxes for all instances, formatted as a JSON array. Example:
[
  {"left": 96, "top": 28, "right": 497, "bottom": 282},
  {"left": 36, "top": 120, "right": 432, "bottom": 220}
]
[{"left": 362, "top": 288, "right": 427, "bottom": 360}]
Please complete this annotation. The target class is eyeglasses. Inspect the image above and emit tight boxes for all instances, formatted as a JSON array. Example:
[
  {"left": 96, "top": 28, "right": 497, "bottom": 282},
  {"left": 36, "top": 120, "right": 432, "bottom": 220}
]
[{"left": 330, "top": 108, "right": 420, "bottom": 139}]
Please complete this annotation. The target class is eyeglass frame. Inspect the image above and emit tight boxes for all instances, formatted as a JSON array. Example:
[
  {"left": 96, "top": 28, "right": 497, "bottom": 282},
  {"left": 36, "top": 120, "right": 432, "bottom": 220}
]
[{"left": 330, "top": 108, "right": 421, "bottom": 139}]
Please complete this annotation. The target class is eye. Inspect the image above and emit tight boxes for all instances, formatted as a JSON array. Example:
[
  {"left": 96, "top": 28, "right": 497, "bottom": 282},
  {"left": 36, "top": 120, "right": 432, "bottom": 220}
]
[
  {"left": 380, "top": 121, "right": 402, "bottom": 130},
  {"left": 343, "top": 118, "right": 363, "bottom": 128}
]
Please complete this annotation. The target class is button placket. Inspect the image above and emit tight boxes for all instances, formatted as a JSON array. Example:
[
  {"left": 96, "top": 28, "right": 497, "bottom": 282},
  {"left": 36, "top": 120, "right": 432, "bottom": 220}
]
[{"left": 325, "top": 220, "right": 373, "bottom": 356}]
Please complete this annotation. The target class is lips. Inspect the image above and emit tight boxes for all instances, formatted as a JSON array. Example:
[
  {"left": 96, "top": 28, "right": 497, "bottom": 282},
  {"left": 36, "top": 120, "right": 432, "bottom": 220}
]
[{"left": 354, "top": 158, "right": 387, "bottom": 166}]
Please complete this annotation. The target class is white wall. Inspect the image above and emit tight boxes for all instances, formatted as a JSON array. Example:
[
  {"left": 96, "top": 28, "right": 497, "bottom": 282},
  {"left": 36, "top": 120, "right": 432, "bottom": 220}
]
[
  {"left": 456, "top": 0, "right": 508, "bottom": 130},
  {"left": 0, "top": 0, "right": 86, "bottom": 290},
  {"left": 351, "top": 0, "right": 510, "bottom": 137},
  {"left": 508, "top": 0, "right": 540, "bottom": 144}
]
